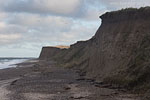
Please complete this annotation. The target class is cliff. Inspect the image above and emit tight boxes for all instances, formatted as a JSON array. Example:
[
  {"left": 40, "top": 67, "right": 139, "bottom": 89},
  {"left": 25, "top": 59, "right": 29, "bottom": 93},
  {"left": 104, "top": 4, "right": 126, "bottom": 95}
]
[
  {"left": 39, "top": 46, "right": 69, "bottom": 60},
  {"left": 39, "top": 7, "right": 150, "bottom": 93}
]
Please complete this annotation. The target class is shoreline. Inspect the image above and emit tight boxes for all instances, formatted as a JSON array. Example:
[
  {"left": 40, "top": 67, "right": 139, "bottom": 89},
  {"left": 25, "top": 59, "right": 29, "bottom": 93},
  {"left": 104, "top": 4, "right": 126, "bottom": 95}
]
[{"left": 0, "top": 58, "right": 35, "bottom": 70}]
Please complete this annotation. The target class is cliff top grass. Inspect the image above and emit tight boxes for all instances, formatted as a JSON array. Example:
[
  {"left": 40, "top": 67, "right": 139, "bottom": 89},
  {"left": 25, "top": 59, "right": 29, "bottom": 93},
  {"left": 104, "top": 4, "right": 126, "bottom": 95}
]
[{"left": 100, "top": 6, "right": 150, "bottom": 19}]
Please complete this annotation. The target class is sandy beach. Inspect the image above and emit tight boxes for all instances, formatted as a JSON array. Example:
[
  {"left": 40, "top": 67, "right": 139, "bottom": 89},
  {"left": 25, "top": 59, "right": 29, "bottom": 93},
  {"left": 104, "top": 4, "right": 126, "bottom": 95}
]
[{"left": 0, "top": 59, "right": 142, "bottom": 100}]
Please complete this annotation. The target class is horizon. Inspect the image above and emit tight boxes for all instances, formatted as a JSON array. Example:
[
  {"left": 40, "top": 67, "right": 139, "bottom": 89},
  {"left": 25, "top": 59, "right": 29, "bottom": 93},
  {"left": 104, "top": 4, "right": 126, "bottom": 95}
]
[{"left": 0, "top": 0, "right": 150, "bottom": 57}]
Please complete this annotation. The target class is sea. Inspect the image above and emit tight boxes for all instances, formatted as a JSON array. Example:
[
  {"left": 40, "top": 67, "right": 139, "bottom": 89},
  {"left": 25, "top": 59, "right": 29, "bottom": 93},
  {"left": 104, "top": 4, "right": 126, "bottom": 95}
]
[{"left": 0, "top": 58, "right": 31, "bottom": 69}]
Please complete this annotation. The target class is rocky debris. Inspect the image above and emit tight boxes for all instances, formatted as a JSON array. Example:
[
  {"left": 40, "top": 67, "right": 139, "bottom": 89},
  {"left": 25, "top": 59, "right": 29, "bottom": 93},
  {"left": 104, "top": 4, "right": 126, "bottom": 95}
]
[{"left": 10, "top": 80, "right": 18, "bottom": 85}]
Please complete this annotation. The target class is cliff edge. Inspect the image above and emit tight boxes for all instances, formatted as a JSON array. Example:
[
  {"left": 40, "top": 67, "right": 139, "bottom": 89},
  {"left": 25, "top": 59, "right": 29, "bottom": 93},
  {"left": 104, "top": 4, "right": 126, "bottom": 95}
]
[{"left": 39, "top": 7, "right": 150, "bottom": 95}]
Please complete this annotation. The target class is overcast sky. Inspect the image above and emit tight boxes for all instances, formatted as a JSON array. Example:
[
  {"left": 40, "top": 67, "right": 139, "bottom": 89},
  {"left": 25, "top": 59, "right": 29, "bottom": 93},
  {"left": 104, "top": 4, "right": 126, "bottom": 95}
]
[{"left": 0, "top": 0, "right": 150, "bottom": 57}]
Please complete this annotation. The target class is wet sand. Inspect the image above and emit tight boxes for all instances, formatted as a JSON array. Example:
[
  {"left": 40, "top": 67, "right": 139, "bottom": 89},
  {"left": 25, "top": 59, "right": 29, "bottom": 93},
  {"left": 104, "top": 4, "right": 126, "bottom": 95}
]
[{"left": 0, "top": 60, "right": 141, "bottom": 100}]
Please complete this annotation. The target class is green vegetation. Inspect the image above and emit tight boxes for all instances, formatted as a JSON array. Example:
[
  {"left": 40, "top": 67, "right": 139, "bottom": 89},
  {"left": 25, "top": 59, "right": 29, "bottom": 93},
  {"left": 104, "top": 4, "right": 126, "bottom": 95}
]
[
  {"left": 103, "top": 35, "right": 150, "bottom": 92},
  {"left": 120, "top": 7, "right": 138, "bottom": 11}
]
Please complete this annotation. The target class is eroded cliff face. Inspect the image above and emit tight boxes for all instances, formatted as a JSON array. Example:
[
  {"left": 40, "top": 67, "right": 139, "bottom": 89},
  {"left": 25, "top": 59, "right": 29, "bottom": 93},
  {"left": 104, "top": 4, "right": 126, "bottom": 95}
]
[
  {"left": 85, "top": 8, "right": 150, "bottom": 88},
  {"left": 39, "top": 7, "right": 150, "bottom": 90},
  {"left": 39, "top": 47, "right": 63, "bottom": 60}
]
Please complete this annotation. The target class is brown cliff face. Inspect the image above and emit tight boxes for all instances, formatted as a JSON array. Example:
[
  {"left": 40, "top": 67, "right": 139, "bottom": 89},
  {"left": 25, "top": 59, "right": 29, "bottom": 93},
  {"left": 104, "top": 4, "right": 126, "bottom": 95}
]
[
  {"left": 86, "top": 7, "right": 150, "bottom": 87},
  {"left": 39, "top": 7, "right": 150, "bottom": 91},
  {"left": 39, "top": 47, "right": 62, "bottom": 60},
  {"left": 39, "top": 45, "right": 70, "bottom": 60}
]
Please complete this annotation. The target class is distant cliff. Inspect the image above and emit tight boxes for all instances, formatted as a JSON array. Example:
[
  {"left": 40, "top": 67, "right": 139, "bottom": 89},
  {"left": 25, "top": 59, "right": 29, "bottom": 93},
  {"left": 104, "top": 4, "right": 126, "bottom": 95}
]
[
  {"left": 39, "top": 46, "right": 69, "bottom": 60},
  {"left": 39, "top": 7, "right": 150, "bottom": 93}
]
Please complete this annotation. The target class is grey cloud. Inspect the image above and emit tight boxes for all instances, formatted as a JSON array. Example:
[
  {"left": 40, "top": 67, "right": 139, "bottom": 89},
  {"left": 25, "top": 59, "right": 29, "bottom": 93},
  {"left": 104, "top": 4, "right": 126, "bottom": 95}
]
[
  {"left": 99, "top": 0, "right": 150, "bottom": 10},
  {"left": 7, "top": 13, "right": 73, "bottom": 32},
  {"left": 1, "top": 0, "right": 150, "bottom": 20},
  {"left": 0, "top": 0, "right": 106, "bottom": 20},
  {"left": 1, "top": 0, "right": 150, "bottom": 57},
  {"left": 1, "top": 0, "right": 83, "bottom": 17},
  {"left": 0, "top": 11, "right": 98, "bottom": 48}
]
